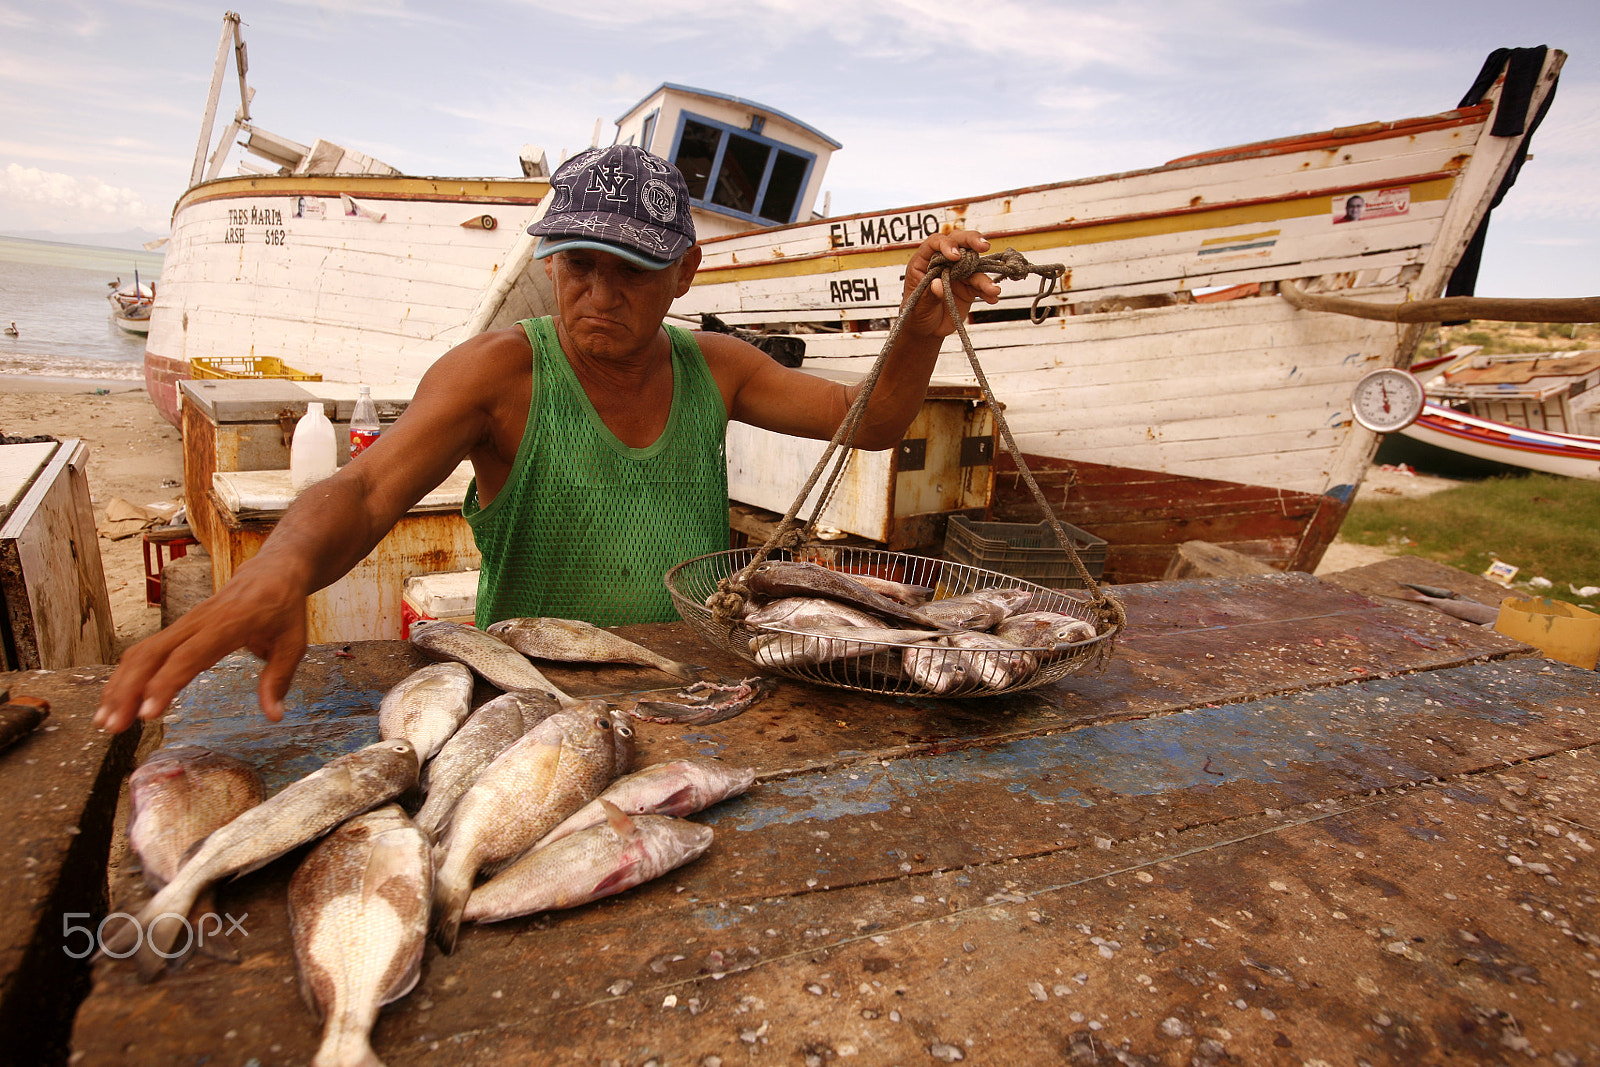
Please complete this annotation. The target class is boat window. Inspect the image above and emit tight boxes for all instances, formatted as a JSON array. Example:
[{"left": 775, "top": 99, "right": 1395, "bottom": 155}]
[
  {"left": 758, "top": 150, "right": 807, "bottom": 224},
  {"left": 640, "top": 110, "right": 659, "bottom": 155},
  {"left": 670, "top": 112, "right": 815, "bottom": 226}
]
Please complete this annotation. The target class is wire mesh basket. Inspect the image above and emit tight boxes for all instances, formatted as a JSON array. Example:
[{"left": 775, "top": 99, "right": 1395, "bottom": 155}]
[{"left": 665, "top": 546, "right": 1117, "bottom": 698}]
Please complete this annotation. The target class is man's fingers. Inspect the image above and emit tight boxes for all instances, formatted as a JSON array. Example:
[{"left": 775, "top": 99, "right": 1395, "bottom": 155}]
[{"left": 255, "top": 630, "right": 306, "bottom": 725}]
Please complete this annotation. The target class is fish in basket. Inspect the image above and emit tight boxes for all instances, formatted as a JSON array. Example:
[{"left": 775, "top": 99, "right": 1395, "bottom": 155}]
[{"left": 664, "top": 546, "right": 1118, "bottom": 698}]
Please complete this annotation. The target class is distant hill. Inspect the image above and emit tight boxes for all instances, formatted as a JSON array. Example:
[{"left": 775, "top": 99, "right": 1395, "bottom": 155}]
[{"left": 2, "top": 229, "right": 167, "bottom": 253}]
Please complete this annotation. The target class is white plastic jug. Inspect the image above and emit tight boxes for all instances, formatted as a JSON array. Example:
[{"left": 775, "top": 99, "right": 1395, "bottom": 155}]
[{"left": 290, "top": 402, "right": 337, "bottom": 492}]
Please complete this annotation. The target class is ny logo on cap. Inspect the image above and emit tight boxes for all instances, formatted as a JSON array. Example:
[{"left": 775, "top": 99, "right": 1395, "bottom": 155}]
[{"left": 586, "top": 161, "right": 636, "bottom": 204}]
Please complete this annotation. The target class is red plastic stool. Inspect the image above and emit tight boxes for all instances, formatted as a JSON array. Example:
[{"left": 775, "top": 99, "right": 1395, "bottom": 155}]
[{"left": 142, "top": 527, "right": 200, "bottom": 606}]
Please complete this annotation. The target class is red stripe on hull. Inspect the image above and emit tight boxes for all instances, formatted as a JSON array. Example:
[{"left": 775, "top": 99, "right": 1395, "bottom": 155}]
[
  {"left": 144, "top": 353, "right": 190, "bottom": 429},
  {"left": 990, "top": 454, "right": 1346, "bottom": 583}
]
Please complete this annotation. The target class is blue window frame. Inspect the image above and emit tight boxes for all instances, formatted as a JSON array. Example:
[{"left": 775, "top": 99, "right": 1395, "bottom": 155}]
[{"left": 668, "top": 110, "right": 815, "bottom": 226}]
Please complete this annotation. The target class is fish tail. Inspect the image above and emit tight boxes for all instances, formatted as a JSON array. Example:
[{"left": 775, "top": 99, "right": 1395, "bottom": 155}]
[
  {"left": 133, "top": 889, "right": 200, "bottom": 980},
  {"left": 431, "top": 864, "right": 470, "bottom": 954},
  {"left": 312, "top": 1025, "right": 385, "bottom": 1067}
]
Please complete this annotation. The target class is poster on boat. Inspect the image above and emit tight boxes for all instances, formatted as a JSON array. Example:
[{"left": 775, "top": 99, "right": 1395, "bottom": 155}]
[{"left": 1332, "top": 186, "right": 1410, "bottom": 223}]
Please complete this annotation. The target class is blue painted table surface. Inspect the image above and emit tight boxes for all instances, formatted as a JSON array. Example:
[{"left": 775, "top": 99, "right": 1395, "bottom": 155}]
[{"left": 76, "top": 571, "right": 1600, "bottom": 1065}]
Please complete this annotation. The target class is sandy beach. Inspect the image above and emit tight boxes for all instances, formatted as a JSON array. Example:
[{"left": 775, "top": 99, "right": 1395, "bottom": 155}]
[{"left": 0, "top": 379, "right": 1462, "bottom": 662}]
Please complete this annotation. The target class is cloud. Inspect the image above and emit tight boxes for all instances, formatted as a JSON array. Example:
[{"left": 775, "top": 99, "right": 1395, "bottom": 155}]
[{"left": 0, "top": 163, "right": 160, "bottom": 230}]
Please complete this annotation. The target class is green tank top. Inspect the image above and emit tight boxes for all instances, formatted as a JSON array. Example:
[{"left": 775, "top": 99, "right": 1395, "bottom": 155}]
[{"left": 464, "top": 316, "right": 729, "bottom": 627}]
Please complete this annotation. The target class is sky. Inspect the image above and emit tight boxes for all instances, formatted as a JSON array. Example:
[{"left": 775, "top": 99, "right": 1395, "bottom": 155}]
[{"left": 1, "top": 0, "right": 1595, "bottom": 298}]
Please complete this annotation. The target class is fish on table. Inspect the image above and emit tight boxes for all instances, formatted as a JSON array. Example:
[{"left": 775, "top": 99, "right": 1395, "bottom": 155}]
[
  {"left": 288, "top": 804, "right": 431, "bottom": 1067},
  {"left": 431, "top": 701, "right": 630, "bottom": 953},
  {"left": 409, "top": 620, "right": 573, "bottom": 702},
  {"left": 413, "top": 690, "right": 560, "bottom": 841},
  {"left": 533, "top": 759, "right": 756, "bottom": 848},
  {"left": 126, "top": 744, "right": 264, "bottom": 961},
  {"left": 485, "top": 616, "right": 705, "bottom": 683},
  {"left": 916, "top": 587, "right": 1033, "bottom": 630},
  {"left": 463, "top": 801, "right": 713, "bottom": 925},
  {"left": 101, "top": 739, "right": 419, "bottom": 978},
  {"left": 995, "top": 611, "right": 1098, "bottom": 650},
  {"left": 378, "top": 661, "right": 474, "bottom": 762}
]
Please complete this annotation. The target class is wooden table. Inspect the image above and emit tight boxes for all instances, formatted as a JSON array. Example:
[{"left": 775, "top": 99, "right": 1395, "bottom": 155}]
[{"left": 63, "top": 569, "right": 1600, "bottom": 1065}]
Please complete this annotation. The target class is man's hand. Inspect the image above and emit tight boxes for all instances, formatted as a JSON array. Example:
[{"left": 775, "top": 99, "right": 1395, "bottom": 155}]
[
  {"left": 93, "top": 555, "right": 310, "bottom": 733},
  {"left": 901, "top": 229, "right": 1003, "bottom": 338}
]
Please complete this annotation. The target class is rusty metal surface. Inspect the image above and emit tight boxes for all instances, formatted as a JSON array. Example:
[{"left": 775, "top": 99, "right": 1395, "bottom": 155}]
[{"left": 70, "top": 573, "right": 1593, "bottom": 1065}]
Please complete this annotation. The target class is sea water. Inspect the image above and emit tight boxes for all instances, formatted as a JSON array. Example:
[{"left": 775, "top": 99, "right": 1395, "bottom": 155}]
[{"left": 0, "top": 235, "right": 166, "bottom": 381}]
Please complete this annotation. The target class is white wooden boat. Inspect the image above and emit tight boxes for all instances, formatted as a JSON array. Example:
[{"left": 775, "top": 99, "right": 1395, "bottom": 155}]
[
  {"left": 473, "top": 49, "right": 1565, "bottom": 580},
  {"left": 141, "top": 13, "right": 550, "bottom": 425},
  {"left": 1402, "top": 402, "right": 1600, "bottom": 480},
  {"left": 108, "top": 276, "right": 153, "bottom": 335}
]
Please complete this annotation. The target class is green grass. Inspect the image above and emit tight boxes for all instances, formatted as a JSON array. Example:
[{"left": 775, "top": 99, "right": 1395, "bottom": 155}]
[{"left": 1341, "top": 473, "right": 1600, "bottom": 605}]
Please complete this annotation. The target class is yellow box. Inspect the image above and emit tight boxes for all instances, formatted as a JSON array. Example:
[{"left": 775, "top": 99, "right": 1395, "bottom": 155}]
[
  {"left": 188, "top": 357, "right": 322, "bottom": 382},
  {"left": 1494, "top": 596, "right": 1600, "bottom": 670}
]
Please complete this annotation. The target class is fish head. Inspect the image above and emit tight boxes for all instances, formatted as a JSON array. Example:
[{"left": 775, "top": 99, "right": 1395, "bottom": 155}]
[{"left": 350, "top": 738, "right": 421, "bottom": 793}]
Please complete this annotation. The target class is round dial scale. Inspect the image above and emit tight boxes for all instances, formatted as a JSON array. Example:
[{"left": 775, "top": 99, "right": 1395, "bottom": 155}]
[{"left": 1351, "top": 368, "right": 1425, "bottom": 433}]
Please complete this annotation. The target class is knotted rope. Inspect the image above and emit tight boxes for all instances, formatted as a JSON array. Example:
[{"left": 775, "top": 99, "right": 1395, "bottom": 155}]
[{"left": 710, "top": 245, "right": 1125, "bottom": 671}]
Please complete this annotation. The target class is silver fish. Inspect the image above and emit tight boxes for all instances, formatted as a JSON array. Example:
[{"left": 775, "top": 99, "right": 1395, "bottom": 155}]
[
  {"left": 409, "top": 620, "right": 573, "bottom": 701},
  {"left": 103, "top": 739, "right": 419, "bottom": 978},
  {"left": 534, "top": 759, "right": 755, "bottom": 849},
  {"left": 918, "top": 587, "right": 1034, "bottom": 630},
  {"left": 744, "top": 560, "right": 946, "bottom": 628},
  {"left": 378, "top": 662, "right": 474, "bottom": 762},
  {"left": 745, "top": 597, "right": 884, "bottom": 630},
  {"left": 751, "top": 624, "right": 951, "bottom": 668},
  {"left": 126, "top": 744, "right": 265, "bottom": 963},
  {"left": 463, "top": 803, "right": 713, "bottom": 924},
  {"left": 288, "top": 805, "right": 430, "bottom": 1067},
  {"left": 432, "top": 702, "right": 629, "bottom": 952},
  {"left": 843, "top": 573, "right": 934, "bottom": 606},
  {"left": 485, "top": 617, "right": 703, "bottom": 682},
  {"left": 413, "top": 690, "right": 561, "bottom": 841},
  {"left": 901, "top": 639, "right": 973, "bottom": 694},
  {"left": 995, "top": 611, "right": 1098, "bottom": 649},
  {"left": 945, "top": 630, "right": 1038, "bottom": 689}
]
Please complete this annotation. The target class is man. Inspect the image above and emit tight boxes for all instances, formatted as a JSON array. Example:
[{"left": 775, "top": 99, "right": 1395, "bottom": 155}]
[{"left": 95, "top": 145, "right": 1000, "bottom": 733}]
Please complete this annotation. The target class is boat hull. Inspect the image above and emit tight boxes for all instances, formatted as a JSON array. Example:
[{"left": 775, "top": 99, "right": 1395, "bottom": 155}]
[
  {"left": 1401, "top": 403, "right": 1600, "bottom": 480},
  {"left": 142, "top": 173, "right": 547, "bottom": 425}
]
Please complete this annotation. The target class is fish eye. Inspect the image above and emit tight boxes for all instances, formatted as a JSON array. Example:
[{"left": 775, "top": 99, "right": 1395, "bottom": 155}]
[
  {"left": 597, "top": 717, "right": 611, "bottom": 730},
  {"left": 616, "top": 723, "right": 634, "bottom": 737}
]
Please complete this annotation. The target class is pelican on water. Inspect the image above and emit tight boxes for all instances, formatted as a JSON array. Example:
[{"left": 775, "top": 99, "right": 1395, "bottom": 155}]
[{"left": 3, "top": 322, "right": 17, "bottom": 337}]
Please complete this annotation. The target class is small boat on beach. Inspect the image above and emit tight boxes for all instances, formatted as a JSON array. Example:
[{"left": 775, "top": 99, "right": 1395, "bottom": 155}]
[
  {"left": 1398, "top": 348, "right": 1600, "bottom": 479},
  {"left": 473, "top": 48, "right": 1568, "bottom": 579},
  {"left": 108, "top": 276, "right": 154, "bottom": 335},
  {"left": 1401, "top": 402, "right": 1600, "bottom": 480}
]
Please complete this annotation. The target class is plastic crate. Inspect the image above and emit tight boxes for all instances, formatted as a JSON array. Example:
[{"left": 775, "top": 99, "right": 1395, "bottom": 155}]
[
  {"left": 188, "top": 356, "right": 322, "bottom": 381},
  {"left": 942, "top": 515, "right": 1107, "bottom": 589}
]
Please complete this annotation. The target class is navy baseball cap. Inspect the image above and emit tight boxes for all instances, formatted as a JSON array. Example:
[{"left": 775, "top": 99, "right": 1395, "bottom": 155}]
[{"left": 529, "top": 145, "right": 697, "bottom": 270}]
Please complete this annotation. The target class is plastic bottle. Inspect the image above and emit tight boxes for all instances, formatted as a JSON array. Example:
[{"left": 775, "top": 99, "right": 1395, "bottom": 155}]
[
  {"left": 290, "top": 402, "right": 337, "bottom": 492},
  {"left": 349, "top": 384, "right": 381, "bottom": 459}
]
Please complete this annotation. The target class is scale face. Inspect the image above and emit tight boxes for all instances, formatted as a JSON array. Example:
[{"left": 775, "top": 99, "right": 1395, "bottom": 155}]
[{"left": 1351, "top": 368, "right": 1425, "bottom": 433}]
